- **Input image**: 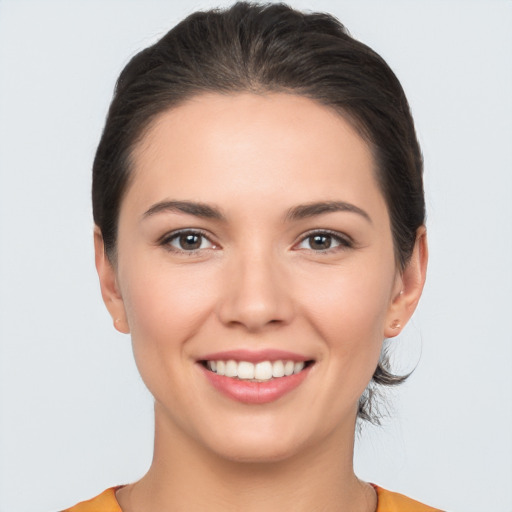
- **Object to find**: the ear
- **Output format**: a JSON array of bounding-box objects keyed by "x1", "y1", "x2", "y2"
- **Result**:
[
  {"x1": 384, "y1": 226, "x2": 428, "y2": 338},
  {"x1": 94, "y1": 226, "x2": 130, "y2": 334}
]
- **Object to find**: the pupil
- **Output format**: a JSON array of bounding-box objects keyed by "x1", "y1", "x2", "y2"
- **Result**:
[
  {"x1": 180, "y1": 233, "x2": 201, "y2": 250},
  {"x1": 311, "y1": 234, "x2": 331, "y2": 250}
]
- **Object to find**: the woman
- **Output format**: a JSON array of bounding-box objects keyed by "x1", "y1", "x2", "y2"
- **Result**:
[{"x1": 64, "y1": 3, "x2": 438, "y2": 511}]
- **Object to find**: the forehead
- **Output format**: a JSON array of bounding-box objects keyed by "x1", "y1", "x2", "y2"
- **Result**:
[{"x1": 126, "y1": 92, "x2": 385, "y2": 220}]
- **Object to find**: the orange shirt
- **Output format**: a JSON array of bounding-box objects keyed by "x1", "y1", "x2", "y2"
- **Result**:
[{"x1": 62, "y1": 485, "x2": 443, "y2": 511}]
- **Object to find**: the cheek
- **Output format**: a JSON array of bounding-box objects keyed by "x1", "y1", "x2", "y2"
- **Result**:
[
  {"x1": 296, "y1": 258, "x2": 395, "y2": 386},
  {"x1": 300, "y1": 261, "x2": 395, "y2": 340},
  {"x1": 118, "y1": 257, "x2": 220, "y2": 368}
]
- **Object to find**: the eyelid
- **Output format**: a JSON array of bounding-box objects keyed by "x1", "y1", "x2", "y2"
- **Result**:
[
  {"x1": 158, "y1": 228, "x2": 218, "y2": 254},
  {"x1": 157, "y1": 228, "x2": 353, "y2": 255},
  {"x1": 293, "y1": 229, "x2": 354, "y2": 252}
]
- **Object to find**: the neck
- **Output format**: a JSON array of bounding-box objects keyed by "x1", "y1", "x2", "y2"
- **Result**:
[{"x1": 117, "y1": 404, "x2": 376, "y2": 512}]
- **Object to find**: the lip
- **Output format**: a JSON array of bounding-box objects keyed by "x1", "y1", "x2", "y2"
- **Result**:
[
  {"x1": 199, "y1": 349, "x2": 310, "y2": 363},
  {"x1": 197, "y1": 350, "x2": 313, "y2": 404}
]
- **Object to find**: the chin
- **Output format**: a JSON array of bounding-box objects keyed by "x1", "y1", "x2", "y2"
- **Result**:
[
  {"x1": 199, "y1": 418, "x2": 316, "y2": 465},
  {"x1": 211, "y1": 437, "x2": 304, "y2": 465}
]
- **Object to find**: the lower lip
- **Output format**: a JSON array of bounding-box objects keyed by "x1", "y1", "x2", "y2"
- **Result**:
[{"x1": 200, "y1": 364, "x2": 312, "y2": 404}]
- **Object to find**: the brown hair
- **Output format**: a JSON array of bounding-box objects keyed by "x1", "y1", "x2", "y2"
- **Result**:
[{"x1": 92, "y1": 2, "x2": 424, "y2": 423}]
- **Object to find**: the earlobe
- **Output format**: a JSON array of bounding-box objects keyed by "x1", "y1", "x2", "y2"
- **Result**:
[
  {"x1": 384, "y1": 226, "x2": 428, "y2": 338},
  {"x1": 93, "y1": 226, "x2": 130, "y2": 334}
]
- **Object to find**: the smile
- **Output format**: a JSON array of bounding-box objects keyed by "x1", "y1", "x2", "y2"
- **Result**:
[
  {"x1": 198, "y1": 351, "x2": 315, "y2": 404},
  {"x1": 204, "y1": 359, "x2": 310, "y2": 381}
]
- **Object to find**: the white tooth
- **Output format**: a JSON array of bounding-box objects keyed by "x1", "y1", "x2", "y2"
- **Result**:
[
  {"x1": 294, "y1": 361, "x2": 305, "y2": 374},
  {"x1": 210, "y1": 361, "x2": 217, "y2": 372},
  {"x1": 272, "y1": 360, "x2": 285, "y2": 378},
  {"x1": 254, "y1": 361, "x2": 273, "y2": 381},
  {"x1": 225, "y1": 360, "x2": 238, "y2": 378},
  {"x1": 237, "y1": 361, "x2": 255, "y2": 380},
  {"x1": 216, "y1": 360, "x2": 226, "y2": 376},
  {"x1": 284, "y1": 360, "x2": 294, "y2": 376}
]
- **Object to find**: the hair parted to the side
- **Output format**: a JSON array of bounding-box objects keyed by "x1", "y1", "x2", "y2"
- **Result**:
[{"x1": 92, "y1": 1, "x2": 425, "y2": 424}]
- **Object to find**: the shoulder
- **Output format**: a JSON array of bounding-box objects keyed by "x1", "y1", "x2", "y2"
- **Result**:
[
  {"x1": 373, "y1": 484, "x2": 445, "y2": 512},
  {"x1": 60, "y1": 487, "x2": 122, "y2": 512}
]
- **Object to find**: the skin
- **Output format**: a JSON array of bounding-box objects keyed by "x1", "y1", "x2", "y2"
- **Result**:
[{"x1": 95, "y1": 93, "x2": 427, "y2": 512}]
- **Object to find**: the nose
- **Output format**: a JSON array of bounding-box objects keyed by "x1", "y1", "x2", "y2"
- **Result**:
[{"x1": 217, "y1": 249, "x2": 295, "y2": 332}]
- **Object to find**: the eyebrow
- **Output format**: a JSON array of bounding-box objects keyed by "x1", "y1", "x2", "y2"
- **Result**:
[
  {"x1": 142, "y1": 199, "x2": 371, "y2": 224},
  {"x1": 285, "y1": 201, "x2": 372, "y2": 224},
  {"x1": 143, "y1": 200, "x2": 227, "y2": 221}
]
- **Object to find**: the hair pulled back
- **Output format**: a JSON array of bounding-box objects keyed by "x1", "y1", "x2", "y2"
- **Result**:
[{"x1": 92, "y1": 1, "x2": 425, "y2": 424}]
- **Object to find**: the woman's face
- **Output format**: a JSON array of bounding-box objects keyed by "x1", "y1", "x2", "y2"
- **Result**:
[{"x1": 97, "y1": 93, "x2": 422, "y2": 462}]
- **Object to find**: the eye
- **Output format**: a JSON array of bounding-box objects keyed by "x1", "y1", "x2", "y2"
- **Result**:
[
  {"x1": 161, "y1": 230, "x2": 217, "y2": 253},
  {"x1": 295, "y1": 230, "x2": 352, "y2": 252}
]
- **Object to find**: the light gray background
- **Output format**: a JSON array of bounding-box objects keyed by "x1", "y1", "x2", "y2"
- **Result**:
[{"x1": 0, "y1": 1, "x2": 511, "y2": 511}]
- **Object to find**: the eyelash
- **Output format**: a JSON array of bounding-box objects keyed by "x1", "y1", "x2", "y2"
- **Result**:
[
  {"x1": 158, "y1": 229, "x2": 353, "y2": 255},
  {"x1": 159, "y1": 229, "x2": 217, "y2": 255},
  {"x1": 296, "y1": 229, "x2": 353, "y2": 253}
]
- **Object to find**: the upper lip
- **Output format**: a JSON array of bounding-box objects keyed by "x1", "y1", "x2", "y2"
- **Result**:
[{"x1": 199, "y1": 349, "x2": 312, "y2": 363}]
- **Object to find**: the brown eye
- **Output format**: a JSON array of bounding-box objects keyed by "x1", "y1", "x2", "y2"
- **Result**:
[
  {"x1": 178, "y1": 233, "x2": 203, "y2": 250},
  {"x1": 163, "y1": 230, "x2": 215, "y2": 253},
  {"x1": 309, "y1": 234, "x2": 333, "y2": 250},
  {"x1": 295, "y1": 231, "x2": 352, "y2": 252}
]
